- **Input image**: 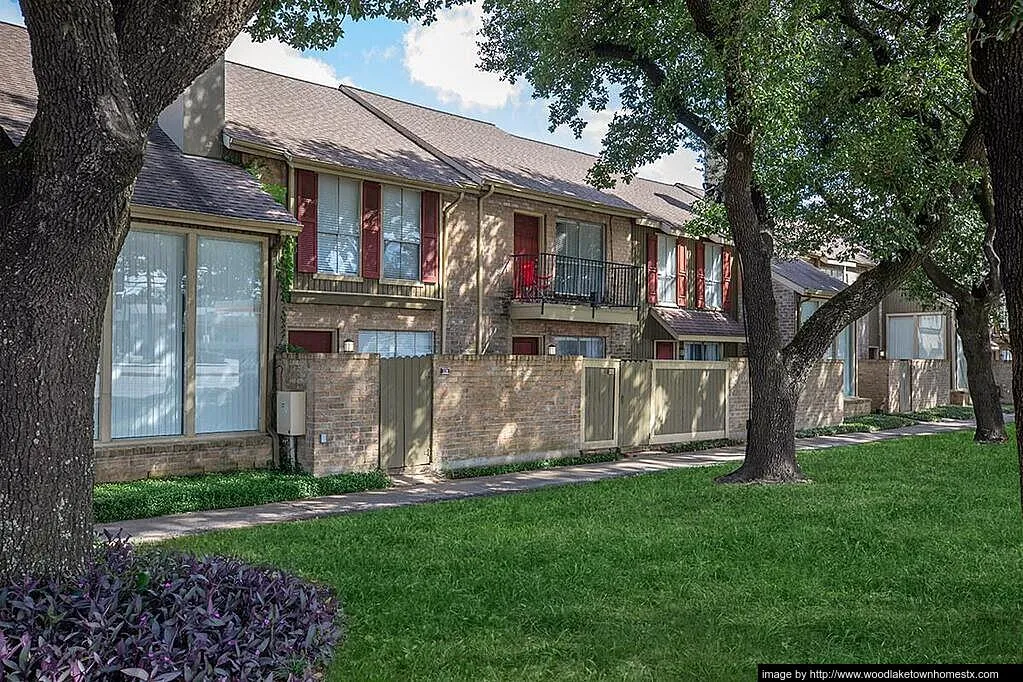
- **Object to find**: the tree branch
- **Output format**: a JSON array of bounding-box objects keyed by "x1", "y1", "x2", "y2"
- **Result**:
[
  {"x1": 589, "y1": 41, "x2": 721, "y2": 147},
  {"x1": 836, "y1": 0, "x2": 894, "y2": 67},
  {"x1": 922, "y1": 255, "x2": 971, "y2": 301}
]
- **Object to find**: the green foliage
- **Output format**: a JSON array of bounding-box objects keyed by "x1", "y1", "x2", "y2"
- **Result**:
[
  {"x1": 443, "y1": 451, "x2": 620, "y2": 479},
  {"x1": 656, "y1": 437, "x2": 743, "y2": 453},
  {"x1": 94, "y1": 470, "x2": 390, "y2": 522},
  {"x1": 251, "y1": 1, "x2": 463, "y2": 50},
  {"x1": 171, "y1": 429, "x2": 1023, "y2": 679},
  {"x1": 795, "y1": 413, "x2": 918, "y2": 438},
  {"x1": 895, "y1": 405, "x2": 977, "y2": 421}
]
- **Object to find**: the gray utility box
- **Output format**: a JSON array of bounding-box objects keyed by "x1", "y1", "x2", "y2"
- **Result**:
[{"x1": 276, "y1": 391, "x2": 306, "y2": 436}]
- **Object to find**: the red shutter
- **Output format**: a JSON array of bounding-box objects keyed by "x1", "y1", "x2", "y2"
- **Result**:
[
  {"x1": 295, "y1": 169, "x2": 317, "y2": 273},
  {"x1": 646, "y1": 233, "x2": 658, "y2": 305},
  {"x1": 695, "y1": 240, "x2": 706, "y2": 309},
  {"x1": 420, "y1": 190, "x2": 440, "y2": 283},
  {"x1": 676, "y1": 238, "x2": 689, "y2": 307},
  {"x1": 362, "y1": 182, "x2": 381, "y2": 279},
  {"x1": 722, "y1": 246, "x2": 734, "y2": 313}
]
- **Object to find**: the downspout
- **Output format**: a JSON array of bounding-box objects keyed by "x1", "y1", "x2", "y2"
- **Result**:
[
  {"x1": 440, "y1": 190, "x2": 465, "y2": 354},
  {"x1": 477, "y1": 184, "x2": 496, "y2": 355}
]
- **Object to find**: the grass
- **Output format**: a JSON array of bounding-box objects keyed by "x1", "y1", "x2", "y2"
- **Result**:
[
  {"x1": 94, "y1": 470, "x2": 390, "y2": 523},
  {"x1": 168, "y1": 428, "x2": 1023, "y2": 680},
  {"x1": 443, "y1": 451, "x2": 620, "y2": 479}
]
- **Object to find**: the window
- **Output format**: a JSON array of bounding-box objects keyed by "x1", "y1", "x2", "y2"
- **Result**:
[
  {"x1": 358, "y1": 330, "x2": 433, "y2": 358},
  {"x1": 800, "y1": 298, "x2": 855, "y2": 395},
  {"x1": 382, "y1": 185, "x2": 421, "y2": 280},
  {"x1": 111, "y1": 231, "x2": 185, "y2": 438},
  {"x1": 555, "y1": 220, "x2": 604, "y2": 298},
  {"x1": 195, "y1": 237, "x2": 263, "y2": 433},
  {"x1": 682, "y1": 342, "x2": 722, "y2": 361},
  {"x1": 98, "y1": 229, "x2": 264, "y2": 441},
  {"x1": 657, "y1": 234, "x2": 677, "y2": 305},
  {"x1": 552, "y1": 335, "x2": 605, "y2": 358},
  {"x1": 317, "y1": 175, "x2": 361, "y2": 276},
  {"x1": 956, "y1": 336, "x2": 968, "y2": 391},
  {"x1": 887, "y1": 314, "x2": 946, "y2": 360},
  {"x1": 704, "y1": 244, "x2": 723, "y2": 309}
]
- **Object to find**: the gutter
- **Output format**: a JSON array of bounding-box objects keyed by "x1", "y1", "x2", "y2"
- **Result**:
[
  {"x1": 477, "y1": 184, "x2": 496, "y2": 354},
  {"x1": 440, "y1": 190, "x2": 465, "y2": 353}
]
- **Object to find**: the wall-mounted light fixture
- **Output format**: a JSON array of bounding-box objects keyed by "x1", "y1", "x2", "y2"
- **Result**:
[
  {"x1": 547, "y1": 343, "x2": 557, "y2": 356},
  {"x1": 342, "y1": 338, "x2": 355, "y2": 353}
]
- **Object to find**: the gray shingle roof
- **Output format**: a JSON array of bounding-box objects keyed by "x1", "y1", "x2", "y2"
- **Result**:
[
  {"x1": 0, "y1": 22, "x2": 297, "y2": 228},
  {"x1": 652, "y1": 307, "x2": 747, "y2": 340},
  {"x1": 224, "y1": 63, "x2": 471, "y2": 189},
  {"x1": 344, "y1": 86, "x2": 701, "y2": 223},
  {"x1": 771, "y1": 259, "x2": 847, "y2": 296}
]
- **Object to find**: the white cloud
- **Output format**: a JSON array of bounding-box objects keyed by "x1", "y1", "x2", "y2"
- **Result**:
[
  {"x1": 403, "y1": 4, "x2": 520, "y2": 111},
  {"x1": 363, "y1": 45, "x2": 397, "y2": 64},
  {"x1": 226, "y1": 32, "x2": 353, "y2": 87}
]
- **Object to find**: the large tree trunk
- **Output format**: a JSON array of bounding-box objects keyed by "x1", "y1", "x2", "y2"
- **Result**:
[
  {"x1": 972, "y1": 0, "x2": 1023, "y2": 508},
  {"x1": 0, "y1": 1, "x2": 261, "y2": 581},
  {"x1": 956, "y1": 299, "x2": 1007, "y2": 442}
]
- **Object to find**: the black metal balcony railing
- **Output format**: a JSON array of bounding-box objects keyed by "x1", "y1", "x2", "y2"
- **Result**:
[{"x1": 511, "y1": 253, "x2": 641, "y2": 308}]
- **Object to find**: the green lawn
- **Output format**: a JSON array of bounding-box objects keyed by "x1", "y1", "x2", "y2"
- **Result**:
[{"x1": 168, "y1": 430, "x2": 1023, "y2": 680}]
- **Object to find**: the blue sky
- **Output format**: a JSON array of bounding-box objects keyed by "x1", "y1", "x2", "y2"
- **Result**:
[{"x1": 0, "y1": 1, "x2": 701, "y2": 186}]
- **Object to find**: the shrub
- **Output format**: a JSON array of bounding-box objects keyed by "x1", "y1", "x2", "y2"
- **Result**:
[
  {"x1": 658, "y1": 438, "x2": 744, "y2": 453},
  {"x1": 896, "y1": 405, "x2": 976, "y2": 422},
  {"x1": 95, "y1": 470, "x2": 391, "y2": 523},
  {"x1": 0, "y1": 536, "x2": 343, "y2": 681},
  {"x1": 444, "y1": 451, "x2": 620, "y2": 479},
  {"x1": 844, "y1": 413, "x2": 917, "y2": 430}
]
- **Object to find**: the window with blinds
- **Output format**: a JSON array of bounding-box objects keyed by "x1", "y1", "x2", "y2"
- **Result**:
[
  {"x1": 382, "y1": 185, "x2": 422, "y2": 281},
  {"x1": 317, "y1": 174, "x2": 361, "y2": 276}
]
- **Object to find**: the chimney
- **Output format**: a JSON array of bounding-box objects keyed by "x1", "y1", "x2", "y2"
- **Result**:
[{"x1": 157, "y1": 57, "x2": 225, "y2": 158}]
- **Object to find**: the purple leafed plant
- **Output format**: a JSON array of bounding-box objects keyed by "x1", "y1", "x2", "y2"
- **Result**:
[{"x1": 0, "y1": 535, "x2": 344, "y2": 681}]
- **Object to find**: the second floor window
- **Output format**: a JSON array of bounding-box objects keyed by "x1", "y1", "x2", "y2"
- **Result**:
[
  {"x1": 704, "y1": 243, "x2": 723, "y2": 309},
  {"x1": 382, "y1": 186, "x2": 422, "y2": 281},
  {"x1": 657, "y1": 234, "x2": 677, "y2": 305},
  {"x1": 317, "y1": 175, "x2": 361, "y2": 276}
]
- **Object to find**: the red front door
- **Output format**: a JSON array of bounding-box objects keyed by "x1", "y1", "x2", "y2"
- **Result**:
[
  {"x1": 513, "y1": 214, "x2": 541, "y2": 299},
  {"x1": 289, "y1": 330, "x2": 334, "y2": 353},
  {"x1": 512, "y1": 336, "x2": 540, "y2": 355},
  {"x1": 654, "y1": 341, "x2": 676, "y2": 360}
]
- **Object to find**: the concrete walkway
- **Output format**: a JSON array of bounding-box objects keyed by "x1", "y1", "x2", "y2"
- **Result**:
[{"x1": 100, "y1": 419, "x2": 982, "y2": 543}]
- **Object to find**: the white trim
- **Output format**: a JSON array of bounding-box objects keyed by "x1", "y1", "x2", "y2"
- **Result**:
[{"x1": 580, "y1": 359, "x2": 620, "y2": 449}]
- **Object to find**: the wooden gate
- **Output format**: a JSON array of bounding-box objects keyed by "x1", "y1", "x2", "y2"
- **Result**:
[
  {"x1": 379, "y1": 356, "x2": 433, "y2": 470},
  {"x1": 581, "y1": 360, "x2": 619, "y2": 448}
]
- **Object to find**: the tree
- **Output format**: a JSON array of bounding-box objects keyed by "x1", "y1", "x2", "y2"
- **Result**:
[
  {"x1": 0, "y1": 0, "x2": 453, "y2": 582},
  {"x1": 479, "y1": 0, "x2": 975, "y2": 483},
  {"x1": 971, "y1": 0, "x2": 1023, "y2": 507}
]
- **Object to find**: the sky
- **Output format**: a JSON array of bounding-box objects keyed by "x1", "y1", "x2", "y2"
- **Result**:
[{"x1": 0, "y1": 2, "x2": 702, "y2": 187}]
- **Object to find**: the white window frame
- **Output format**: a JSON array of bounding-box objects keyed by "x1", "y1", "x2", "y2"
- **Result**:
[
  {"x1": 381, "y1": 185, "x2": 422, "y2": 282},
  {"x1": 551, "y1": 335, "x2": 606, "y2": 358},
  {"x1": 657, "y1": 234, "x2": 677, "y2": 306},
  {"x1": 316, "y1": 174, "x2": 362, "y2": 277},
  {"x1": 94, "y1": 224, "x2": 267, "y2": 443},
  {"x1": 704, "y1": 243, "x2": 723, "y2": 310},
  {"x1": 886, "y1": 312, "x2": 947, "y2": 360}
]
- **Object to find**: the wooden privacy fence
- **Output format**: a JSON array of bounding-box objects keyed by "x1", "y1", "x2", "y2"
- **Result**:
[{"x1": 615, "y1": 360, "x2": 730, "y2": 449}]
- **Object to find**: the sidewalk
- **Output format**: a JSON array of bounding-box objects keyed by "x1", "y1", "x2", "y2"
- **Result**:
[{"x1": 99, "y1": 419, "x2": 982, "y2": 543}]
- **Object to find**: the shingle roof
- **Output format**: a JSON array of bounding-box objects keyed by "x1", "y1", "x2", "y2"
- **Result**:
[
  {"x1": 344, "y1": 86, "x2": 700, "y2": 224},
  {"x1": 771, "y1": 259, "x2": 847, "y2": 296},
  {"x1": 0, "y1": 22, "x2": 297, "y2": 228},
  {"x1": 652, "y1": 307, "x2": 747, "y2": 340},
  {"x1": 224, "y1": 63, "x2": 471, "y2": 189}
]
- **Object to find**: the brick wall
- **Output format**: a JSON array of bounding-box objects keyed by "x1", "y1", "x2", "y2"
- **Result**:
[
  {"x1": 725, "y1": 359, "x2": 844, "y2": 438},
  {"x1": 285, "y1": 304, "x2": 440, "y2": 352},
  {"x1": 774, "y1": 280, "x2": 799, "y2": 346},
  {"x1": 94, "y1": 435, "x2": 273, "y2": 483},
  {"x1": 432, "y1": 355, "x2": 585, "y2": 467},
  {"x1": 857, "y1": 359, "x2": 951, "y2": 412},
  {"x1": 441, "y1": 195, "x2": 479, "y2": 354},
  {"x1": 277, "y1": 353, "x2": 380, "y2": 475},
  {"x1": 509, "y1": 318, "x2": 636, "y2": 359}
]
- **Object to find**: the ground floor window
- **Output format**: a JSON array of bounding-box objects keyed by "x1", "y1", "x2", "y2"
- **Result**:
[
  {"x1": 682, "y1": 342, "x2": 722, "y2": 361},
  {"x1": 800, "y1": 298, "x2": 855, "y2": 395},
  {"x1": 887, "y1": 313, "x2": 946, "y2": 360},
  {"x1": 552, "y1": 336, "x2": 605, "y2": 358},
  {"x1": 96, "y1": 228, "x2": 265, "y2": 441},
  {"x1": 358, "y1": 330, "x2": 433, "y2": 357}
]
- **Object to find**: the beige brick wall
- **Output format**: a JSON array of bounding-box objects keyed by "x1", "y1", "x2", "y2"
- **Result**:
[
  {"x1": 432, "y1": 355, "x2": 585, "y2": 467},
  {"x1": 509, "y1": 318, "x2": 636, "y2": 359},
  {"x1": 774, "y1": 281, "x2": 800, "y2": 346},
  {"x1": 278, "y1": 353, "x2": 380, "y2": 475},
  {"x1": 441, "y1": 194, "x2": 479, "y2": 354},
  {"x1": 911, "y1": 359, "x2": 951, "y2": 411},
  {"x1": 94, "y1": 435, "x2": 273, "y2": 483},
  {"x1": 857, "y1": 360, "x2": 896, "y2": 412},
  {"x1": 843, "y1": 396, "x2": 873, "y2": 418},
  {"x1": 726, "y1": 359, "x2": 844, "y2": 438},
  {"x1": 857, "y1": 359, "x2": 951, "y2": 412},
  {"x1": 285, "y1": 304, "x2": 440, "y2": 352}
]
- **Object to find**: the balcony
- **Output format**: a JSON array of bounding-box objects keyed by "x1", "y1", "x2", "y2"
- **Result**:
[{"x1": 510, "y1": 253, "x2": 641, "y2": 325}]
